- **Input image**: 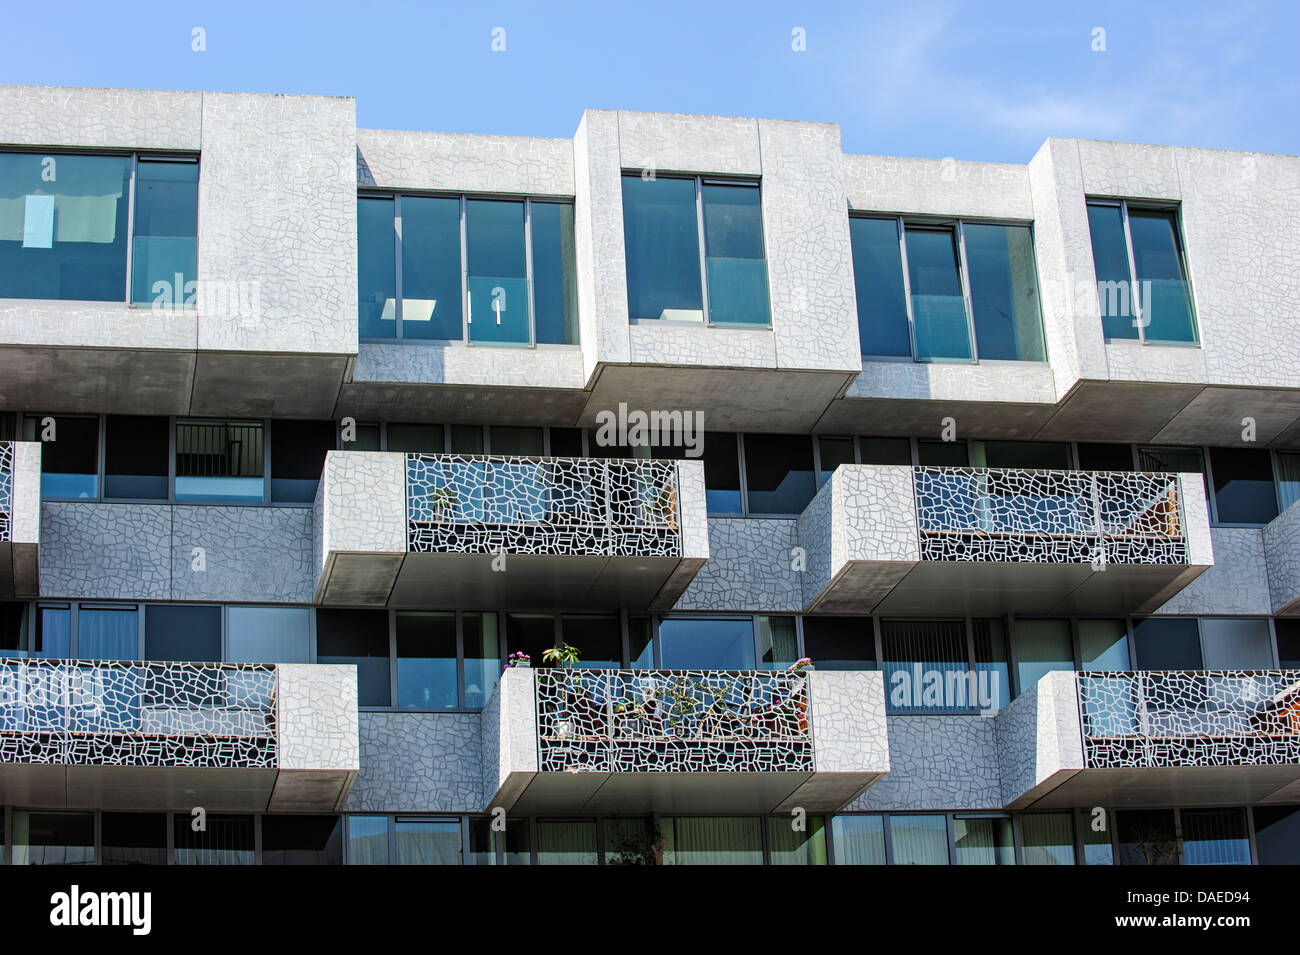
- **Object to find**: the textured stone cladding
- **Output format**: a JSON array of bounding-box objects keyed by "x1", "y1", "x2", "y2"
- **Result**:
[
  {"x1": 40, "y1": 503, "x2": 313, "y2": 602},
  {"x1": 276, "y1": 664, "x2": 359, "y2": 771},
  {"x1": 345, "y1": 712, "x2": 485, "y2": 812}
]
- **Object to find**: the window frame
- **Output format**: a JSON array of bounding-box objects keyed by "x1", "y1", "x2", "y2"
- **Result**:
[
  {"x1": 1085, "y1": 197, "x2": 1200, "y2": 347},
  {"x1": 849, "y1": 213, "x2": 1046, "y2": 365},
  {"x1": 621, "y1": 172, "x2": 773, "y2": 330},
  {"x1": 357, "y1": 190, "x2": 578, "y2": 348},
  {"x1": 0, "y1": 148, "x2": 198, "y2": 308}
]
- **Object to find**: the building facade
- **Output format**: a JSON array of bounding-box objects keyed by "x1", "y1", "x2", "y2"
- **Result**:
[{"x1": 1, "y1": 85, "x2": 1299, "y2": 864}]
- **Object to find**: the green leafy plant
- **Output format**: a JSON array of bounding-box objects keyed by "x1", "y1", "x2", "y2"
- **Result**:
[{"x1": 542, "y1": 642, "x2": 581, "y2": 668}]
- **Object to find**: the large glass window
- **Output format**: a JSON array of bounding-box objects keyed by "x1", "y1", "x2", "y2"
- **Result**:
[
  {"x1": 174, "y1": 813, "x2": 254, "y2": 866},
  {"x1": 25, "y1": 414, "x2": 98, "y2": 498},
  {"x1": 561, "y1": 615, "x2": 621, "y2": 669},
  {"x1": 1254, "y1": 806, "x2": 1300, "y2": 864},
  {"x1": 953, "y1": 816, "x2": 1014, "y2": 865},
  {"x1": 262, "y1": 815, "x2": 343, "y2": 865},
  {"x1": 144, "y1": 605, "x2": 221, "y2": 662},
  {"x1": 346, "y1": 815, "x2": 389, "y2": 865},
  {"x1": 622, "y1": 174, "x2": 769, "y2": 326},
  {"x1": 0, "y1": 153, "x2": 131, "y2": 302},
  {"x1": 463, "y1": 612, "x2": 501, "y2": 708},
  {"x1": 270, "y1": 420, "x2": 335, "y2": 503},
  {"x1": 1181, "y1": 809, "x2": 1249, "y2": 865},
  {"x1": 396, "y1": 612, "x2": 458, "y2": 709},
  {"x1": 316, "y1": 609, "x2": 391, "y2": 706},
  {"x1": 830, "y1": 814, "x2": 886, "y2": 865},
  {"x1": 1116, "y1": 809, "x2": 1179, "y2": 865},
  {"x1": 1132, "y1": 617, "x2": 1202, "y2": 670},
  {"x1": 102, "y1": 812, "x2": 167, "y2": 866},
  {"x1": 130, "y1": 158, "x2": 199, "y2": 306},
  {"x1": 1087, "y1": 200, "x2": 1197, "y2": 344},
  {"x1": 906, "y1": 225, "x2": 971, "y2": 361},
  {"x1": 662, "y1": 817, "x2": 763, "y2": 865},
  {"x1": 768, "y1": 816, "x2": 827, "y2": 865},
  {"x1": 889, "y1": 815, "x2": 949, "y2": 865},
  {"x1": 506, "y1": 613, "x2": 556, "y2": 668},
  {"x1": 1277, "y1": 451, "x2": 1300, "y2": 513},
  {"x1": 963, "y1": 223, "x2": 1044, "y2": 361},
  {"x1": 105, "y1": 415, "x2": 169, "y2": 500},
  {"x1": 175, "y1": 418, "x2": 265, "y2": 502},
  {"x1": 1199, "y1": 617, "x2": 1274, "y2": 669},
  {"x1": 859, "y1": 436, "x2": 912, "y2": 464},
  {"x1": 359, "y1": 194, "x2": 576, "y2": 345},
  {"x1": 604, "y1": 818, "x2": 662, "y2": 866},
  {"x1": 882, "y1": 619, "x2": 968, "y2": 712},
  {"x1": 1209, "y1": 447, "x2": 1277, "y2": 524},
  {"x1": 386, "y1": 422, "x2": 444, "y2": 453},
  {"x1": 802, "y1": 617, "x2": 874, "y2": 670},
  {"x1": 849, "y1": 216, "x2": 910, "y2": 357},
  {"x1": 816, "y1": 436, "x2": 854, "y2": 485},
  {"x1": 973, "y1": 617, "x2": 1011, "y2": 712},
  {"x1": 659, "y1": 617, "x2": 756, "y2": 669},
  {"x1": 743, "y1": 433, "x2": 816, "y2": 514},
  {"x1": 1020, "y1": 813, "x2": 1076, "y2": 866},
  {"x1": 226, "y1": 606, "x2": 311, "y2": 664},
  {"x1": 1013, "y1": 619, "x2": 1073, "y2": 696},
  {"x1": 1079, "y1": 619, "x2": 1131, "y2": 670},
  {"x1": 1077, "y1": 442, "x2": 1134, "y2": 472},
  {"x1": 758, "y1": 615, "x2": 799, "y2": 670},
  {"x1": 12, "y1": 811, "x2": 94, "y2": 865},
  {"x1": 395, "y1": 818, "x2": 462, "y2": 865},
  {"x1": 78, "y1": 606, "x2": 138, "y2": 660},
  {"x1": 536, "y1": 820, "x2": 598, "y2": 865},
  {"x1": 970, "y1": 440, "x2": 1071, "y2": 470}
]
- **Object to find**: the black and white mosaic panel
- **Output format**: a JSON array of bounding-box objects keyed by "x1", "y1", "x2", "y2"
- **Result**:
[
  {"x1": 0, "y1": 659, "x2": 278, "y2": 768},
  {"x1": 1079, "y1": 669, "x2": 1300, "y2": 768},
  {"x1": 914, "y1": 467, "x2": 1188, "y2": 564},
  {"x1": 0, "y1": 442, "x2": 12, "y2": 542},
  {"x1": 536, "y1": 669, "x2": 814, "y2": 773}
]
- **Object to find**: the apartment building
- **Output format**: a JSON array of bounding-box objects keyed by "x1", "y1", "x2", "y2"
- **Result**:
[{"x1": 1, "y1": 85, "x2": 1299, "y2": 864}]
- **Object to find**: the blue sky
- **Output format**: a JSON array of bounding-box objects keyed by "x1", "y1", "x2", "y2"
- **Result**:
[{"x1": 2, "y1": 0, "x2": 1296, "y2": 162}]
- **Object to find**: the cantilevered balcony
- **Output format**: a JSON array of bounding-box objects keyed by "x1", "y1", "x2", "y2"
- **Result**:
[
  {"x1": 0, "y1": 441, "x2": 40, "y2": 599},
  {"x1": 998, "y1": 670, "x2": 1300, "y2": 809},
  {"x1": 797, "y1": 465, "x2": 1211, "y2": 614},
  {"x1": 313, "y1": 451, "x2": 708, "y2": 609},
  {"x1": 0, "y1": 659, "x2": 357, "y2": 812},
  {"x1": 481, "y1": 667, "x2": 888, "y2": 813}
]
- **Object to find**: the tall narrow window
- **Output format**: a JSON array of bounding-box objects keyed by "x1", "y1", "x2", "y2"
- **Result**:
[
  {"x1": 1209, "y1": 447, "x2": 1277, "y2": 524},
  {"x1": 130, "y1": 158, "x2": 199, "y2": 306},
  {"x1": 1013, "y1": 619, "x2": 1073, "y2": 697},
  {"x1": 621, "y1": 175, "x2": 703, "y2": 323},
  {"x1": 24, "y1": 414, "x2": 98, "y2": 498},
  {"x1": 849, "y1": 216, "x2": 910, "y2": 357},
  {"x1": 317, "y1": 609, "x2": 391, "y2": 706},
  {"x1": 401, "y1": 196, "x2": 462, "y2": 341},
  {"x1": 743, "y1": 433, "x2": 816, "y2": 514},
  {"x1": 702, "y1": 432, "x2": 742, "y2": 514},
  {"x1": 881, "y1": 619, "x2": 968, "y2": 712},
  {"x1": 357, "y1": 196, "x2": 396, "y2": 339},
  {"x1": 395, "y1": 611, "x2": 458, "y2": 710},
  {"x1": 271, "y1": 419, "x2": 335, "y2": 503},
  {"x1": 1085, "y1": 202, "x2": 1137, "y2": 340},
  {"x1": 105, "y1": 414, "x2": 169, "y2": 500},
  {"x1": 467, "y1": 199, "x2": 530, "y2": 345},
  {"x1": 964, "y1": 223, "x2": 1044, "y2": 361},
  {"x1": 905, "y1": 225, "x2": 971, "y2": 361},
  {"x1": 757, "y1": 615, "x2": 799, "y2": 669},
  {"x1": 78, "y1": 606, "x2": 138, "y2": 660},
  {"x1": 530, "y1": 200, "x2": 579, "y2": 344},
  {"x1": 701, "y1": 181, "x2": 770, "y2": 326}
]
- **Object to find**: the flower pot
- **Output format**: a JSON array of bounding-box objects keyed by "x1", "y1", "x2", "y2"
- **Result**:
[{"x1": 512, "y1": 660, "x2": 531, "y2": 669}]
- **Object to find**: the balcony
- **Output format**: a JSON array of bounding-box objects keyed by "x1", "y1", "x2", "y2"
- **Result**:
[
  {"x1": 0, "y1": 660, "x2": 357, "y2": 812},
  {"x1": 998, "y1": 670, "x2": 1300, "y2": 808},
  {"x1": 0, "y1": 441, "x2": 40, "y2": 599},
  {"x1": 314, "y1": 451, "x2": 708, "y2": 609},
  {"x1": 482, "y1": 667, "x2": 889, "y2": 813},
  {"x1": 797, "y1": 465, "x2": 1212, "y2": 614}
]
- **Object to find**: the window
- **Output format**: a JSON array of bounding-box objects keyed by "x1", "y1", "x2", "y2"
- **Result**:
[
  {"x1": 1254, "y1": 806, "x2": 1300, "y2": 864},
  {"x1": 145, "y1": 605, "x2": 221, "y2": 661},
  {"x1": 1020, "y1": 813, "x2": 1075, "y2": 866},
  {"x1": 1209, "y1": 447, "x2": 1277, "y2": 524},
  {"x1": 1199, "y1": 617, "x2": 1274, "y2": 669},
  {"x1": 130, "y1": 158, "x2": 199, "y2": 306},
  {"x1": 881, "y1": 619, "x2": 967, "y2": 712},
  {"x1": 851, "y1": 216, "x2": 1043, "y2": 362},
  {"x1": 1013, "y1": 619, "x2": 1073, "y2": 696},
  {"x1": 743, "y1": 433, "x2": 816, "y2": 514},
  {"x1": 175, "y1": 418, "x2": 265, "y2": 502},
  {"x1": 1132, "y1": 617, "x2": 1202, "y2": 669},
  {"x1": 662, "y1": 817, "x2": 763, "y2": 865},
  {"x1": 1079, "y1": 619, "x2": 1131, "y2": 670},
  {"x1": 953, "y1": 816, "x2": 1014, "y2": 865},
  {"x1": 970, "y1": 440, "x2": 1071, "y2": 470},
  {"x1": 78, "y1": 606, "x2": 139, "y2": 660},
  {"x1": 703, "y1": 432, "x2": 742, "y2": 514},
  {"x1": 1277, "y1": 451, "x2": 1300, "y2": 513},
  {"x1": 1181, "y1": 809, "x2": 1249, "y2": 865},
  {"x1": 536, "y1": 820, "x2": 598, "y2": 865},
  {"x1": 11, "y1": 811, "x2": 94, "y2": 865},
  {"x1": 622, "y1": 175, "x2": 770, "y2": 327},
  {"x1": 816, "y1": 436, "x2": 854, "y2": 485},
  {"x1": 1277, "y1": 620, "x2": 1300, "y2": 669},
  {"x1": 604, "y1": 818, "x2": 661, "y2": 866},
  {"x1": 506, "y1": 613, "x2": 556, "y2": 668},
  {"x1": 628, "y1": 616, "x2": 654, "y2": 668},
  {"x1": 396, "y1": 611, "x2": 458, "y2": 709},
  {"x1": 386, "y1": 423, "x2": 444, "y2": 453},
  {"x1": 226, "y1": 606, "x2": 311, "y2": 663},
  {"x1": 358, "y1": 194, "x2": 578, "y2": 345},
  {"x1": 561, "y1": 615, "x2": 621, "y2": 669},
  {"x1": 34, "y1": 605, "x2": 70, "y2": 657},
  {"x1": 346, "y1": 815, "x2": 389, "y2": 865},
  {"x1": 462, "y1": 612, "x2": 501, "y2": 708},
  {"x1": 768, "y1": 815, "x2": 827, "y2": 865},
  {"x1": 174, "y1": 813, "x2": 254, "y2": 865},
  {"x1": 102, "y1": 813, "x2": 167, "y2": 866},
  {"x1": 659, "y1": 617, "x2": 756, "y2": 669},
  {"x1": 973, "y1": 618, "x2": 1011, "y2": 711},
  {"x1": 262, "y1": 816, "x2": 343, "y2": 865},
  {"x1": 1077, "y1": 442, "x2": 1134, "y2": 471},
  {"x1": 802, "y1": 617, "x2": 874, "y2": 670},
  {"x1": 758, "y1": 615, "x2": 799, "y2": 670},
  {"x1": 859, "y1": 437, "x2": 912, "y2": 465},
  {"x1": 489, "y1": 426, "x2": 544, "y2": 456},
  {"x1": 270, "y1": 420, "x2": 335, "y2": 503},
  {"x1": 889, "y1": 815, "x2": 949, "y2": 865},
  {"x1": 1116, "y1": 809, "x2": 1179, "y2": 865},
  {"x1": 1086, "y1": 200, "x2": 1197, "y2": 344},
  {"x1": 0, "y1": 601, "x2": 25, "y2": 657},
  {"x1": 830, "y1": 814, "x2": 886, "y2": 865},
  {"x1": 918, "y1": 438, "x2": 967, "y2": 466},
  {"x1": 316, "y1": 609, "x2": 391, "y2": 706},
  {"x1": 105, "y1": 415, "x2": 169, "y2": 499},
  {"x1": 24, "y1": 414, "x2": 98, "y2": 498}
]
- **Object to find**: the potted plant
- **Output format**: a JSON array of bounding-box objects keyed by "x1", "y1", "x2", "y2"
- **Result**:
[
  {"x1": 788, "y1": 657, "x2": 814, "y2": 672},
  {"x1": 505, "y1": 651, "x2": 531, "y2": 670},
  {"x1": 543, "y1": 643, "x2": 582, "y2": 737},
  {"x1": 430, "y1": 485, "x2": 458, "y2": 521}
]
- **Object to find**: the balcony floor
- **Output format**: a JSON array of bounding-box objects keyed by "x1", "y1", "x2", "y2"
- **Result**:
[{"x1": 1017, "y1": 765, "x2": 1300, "y2": 810}]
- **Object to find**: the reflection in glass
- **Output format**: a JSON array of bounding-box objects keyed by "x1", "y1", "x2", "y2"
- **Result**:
[
  {"x1": 130, "y1": 159, "x2": 199, "y2": 306},
  {"x1": 396, "y1": 612, "x2": 458, "y2": 709},
  {"x1": 659, "y1": 618, "x2": 755, "y2": 669},
  {"x1": 1086, "y1": 202, "x2": 1138, "y2": 340},
  {"x1": 622, "y1": 176, "x2": 702, "y2": 322},
  {"x1": 467, "y1": 199, "x2": 530, "y2": 345},
  {"x1": 850, "y1": 216, "x2": 910, "y2": 357},
  {"x1": 831, "y1": 814, "x2": 886, "y2": 864},
  {"x1": 953, "y1": 817, "x2": 1015, "y2": 865},
  {"x1": 906, "y1": 226, "x2": 971, "y2": 361},
  {"x1": 530, "y1": 201, "x2": 579, "y2": 344},
  {"x1": 702, "y1": 182, "x2": 769, "y2": 326},
  {"x1": 536, "y1": 820, "x2": 597, "y2": 865},
  {"x1": 401, "y1": 195, "x2": 462, "y2": 340},
  {"x1": 964, "y1": 223, "x2": 1044, "y2": 361},
  {"x1": 395, "y1": 818, "x2": 461, "y2": 865},
  {"x1": 663, "y1": 816, "x2": 763, "y2": 865},
  {"x1": 1020, "y1": 813, "x2": 1075, "y2": 865},
  {"x1": 357, "y1": 196, "x2": 396, "y2": 338},
  {"x1": 1128, "y1": 208, "x2": 1196, "y2": 344},
  {"x1": 890, "y1": 814, "x2": 948, "y2": 865}
]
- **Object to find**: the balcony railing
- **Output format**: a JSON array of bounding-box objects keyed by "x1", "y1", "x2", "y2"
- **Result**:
[
  {"x1": 535, "y1": 669, "x2": 814, "y2": 773},
  {"x1": 406, "y1": 454, "x2": 682, "y2": 557},
  {"x1": 0, "y1": 441, "x2": 12, "y2": 541},
  {"x1": 0, "y1": 659, "x2": 277, "y2": 768},
  {"x1": 914, "y1": 467, "x2": 1187, "y2": 563},
  {"x1": 1078, "y1": 670, "x2": 1300, "y2": 768}
]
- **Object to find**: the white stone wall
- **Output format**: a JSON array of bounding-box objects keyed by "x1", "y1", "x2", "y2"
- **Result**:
[
  {"x1": 994, "y1": 670, "x2": 1084, "y2": 808},
  {"x1": 9, "y1": 441, "x2": 40, "y2": 544},
  {"x1": 1264, "y1": 501, "x2": 1300, "y2": 615},
  {"x1": 808, "y1": 670, "x2": 889, "y2": 775},
  {"x1": 277, "y1": 663, "x2": 359, "y2": 772},
  {"x1": 357, "y1": 129, "x2": 574, "y2": 196}
]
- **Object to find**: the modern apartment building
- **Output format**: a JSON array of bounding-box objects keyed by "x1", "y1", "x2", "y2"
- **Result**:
[{"x1": 1, "y1": 84, "x2": 1299, "y2": 865}]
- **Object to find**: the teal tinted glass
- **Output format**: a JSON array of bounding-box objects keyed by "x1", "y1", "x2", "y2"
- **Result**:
[
  {"x1": 357, "y1": 196, "x2": 396, "y2": 338},
  {"x1": 702, "y1": 182, "x2": 769, "y2": 326},
  {"x1": 402, "y1": 196, "x2": 462, "y2": 340},
  {"x1": 850, "y1": 216, "x2": 910, "y2": 357},
  {"x1": 964, "y1": 223, "x2": 1044, "y2": 361},
  {"x1": 621, "y1": 175, "x2": 703, "y2": 321},
  {"x1": 0, "y1": 152, "x2": 131, "y2": 301},
  {"x1": 905, "y1": 226, "x2": 972, "y2": 360},
  {"x1": 1085, "y1": 203, "x2": 1138, "y2": 340},
  {"x1": 1128, "y1": 208, "x2": 1197, "y2": 343},
  {"x1": 130, "y1": 160, "x2": 198, "y2": 306},
  {"x1": 467, "y1": 199, "x2": 529, "y2": 345},
  {"x1": 530, "y1": 201, "x2": 579, "y2": 344}
]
